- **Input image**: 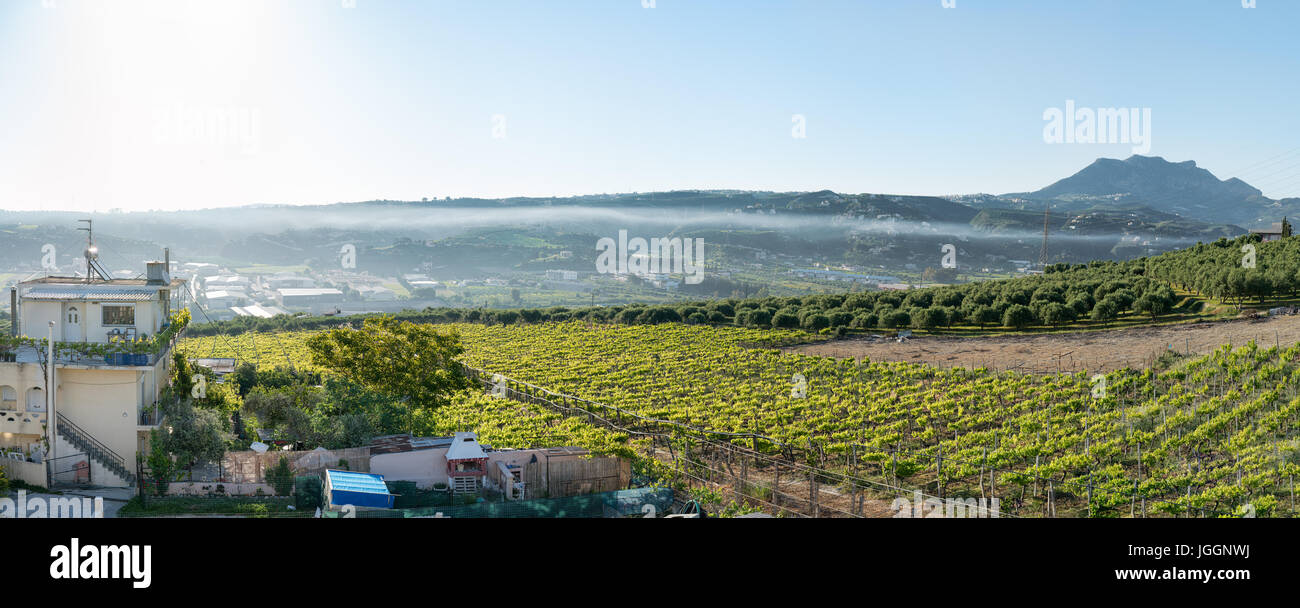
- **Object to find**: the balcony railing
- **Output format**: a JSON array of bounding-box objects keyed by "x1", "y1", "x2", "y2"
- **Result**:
[{"x1": 139, "y1": 404, "x2": 166, "y2": 426}]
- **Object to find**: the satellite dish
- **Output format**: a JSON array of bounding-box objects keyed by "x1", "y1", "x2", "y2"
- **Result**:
[{"x1": 250, "y1": 442, "x2": 269, "y2": 453}]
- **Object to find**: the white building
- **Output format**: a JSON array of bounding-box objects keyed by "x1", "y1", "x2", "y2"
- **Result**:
[
  {"x1": 0, "y1": 260, "x2": 188, "y2": 488},
  {"x1": 545, "y1": 269, "x2": 578, "y2": 282},
  {"x1": 204, "y1": 289, "x2": 248, "y2": 309},
  {"x1": 355, "y1": 286, "x2": 396, "y2": 301},
  {"x1": 276, "y1": 287, "x2": 344, "y2": 308},
  {"x1": 265, "y1": 274, "x2": 315, "y2": 290}
]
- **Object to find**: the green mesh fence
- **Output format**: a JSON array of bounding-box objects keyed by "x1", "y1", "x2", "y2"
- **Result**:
[{"x1": 323, "y1": 487, "x2": 674, "y2": 518}]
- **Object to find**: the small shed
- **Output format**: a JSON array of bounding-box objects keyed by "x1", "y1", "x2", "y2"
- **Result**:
[
  {"x1": 324, "y1": 469, "x2": 394, "y2": 510},
  {"x1": 446, "y1": 432, "x2": 489, "y2": 493}
]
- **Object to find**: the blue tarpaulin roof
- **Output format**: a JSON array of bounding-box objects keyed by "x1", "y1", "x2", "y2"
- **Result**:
[
  {"x1": 326, "y1": 470, "x2": 389, "y2": 494},
  {"x1": 326, "y1": 469, "x2": 395, "y2": 509}
]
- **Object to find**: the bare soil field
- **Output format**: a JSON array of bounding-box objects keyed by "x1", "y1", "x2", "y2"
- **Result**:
[{"x1": 782, "y1": 314, "x2": 1300, "y2": 374}]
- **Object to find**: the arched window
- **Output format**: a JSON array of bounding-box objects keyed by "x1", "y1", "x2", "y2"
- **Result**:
[
  {"x1": 0, "y1": 385, "x2": 16, "y2": 411},
  {"x1": 26, "y1": 387, "x2": 45, "y2": 412},
  {"x1": 67, "y1": 306, "x2": 79, "y2": 325}
]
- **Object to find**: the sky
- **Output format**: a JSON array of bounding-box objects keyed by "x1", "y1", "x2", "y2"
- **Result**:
[{"x1": 1, "y1": 0, "x2": 1298, "y2": 212}]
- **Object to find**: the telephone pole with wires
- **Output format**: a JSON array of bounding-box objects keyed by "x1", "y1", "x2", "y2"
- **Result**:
[{"x1": 1038, "y1": 203, "x2": 1050, "y2": 270}]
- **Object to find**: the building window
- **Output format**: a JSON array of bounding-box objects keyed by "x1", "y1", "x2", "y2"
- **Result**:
[
  {"x1": 102, "y1": 304, "x2": 135, "y2": 326},
  {"x1": 0, "y1": 385, "x2": 16, "y2": 411},
  {"x1": 67, "y1": 306, "x2": 79, "y2": 324},
  {"x1": 26, "y1": 387, "x2": 45, "y2": 412}
]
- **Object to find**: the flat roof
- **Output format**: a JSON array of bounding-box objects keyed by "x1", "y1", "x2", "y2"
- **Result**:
[
  {"x1": 231, "y1": 304, "x2": 289, "y2": 319},
  {"x1": 21, "y1": 276, "x2": 185, "y2": 287},
  {"x1": 278, "y1": 288, "x2": 343, "y2": 297},
  {"x1": 325, "y1": 470, "x2": 390, "y2": 495},
  {"x1": 23, "y1": 286, "x2": 161, "y2": 301},
  {"x1": 368, "y1": 434, "x2": 455, "y2": 455}
]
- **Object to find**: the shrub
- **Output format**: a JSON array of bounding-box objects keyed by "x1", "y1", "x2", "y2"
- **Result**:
[
  {"x1": 266, "y1": 456, "x2": 294, "y2": 497},
  {"x1": 294, "y1": 475, "x2": 324, "y2": 511}
]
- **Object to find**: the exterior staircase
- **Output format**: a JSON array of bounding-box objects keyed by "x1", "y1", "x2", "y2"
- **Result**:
[{"x1": 55, "y1": 412, "x2": 136, "y2": 486}]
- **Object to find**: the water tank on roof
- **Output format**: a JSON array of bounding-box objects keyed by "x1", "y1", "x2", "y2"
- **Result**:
[{"x1": 146, "y1": 262, "x2": 170, "y2": 285}]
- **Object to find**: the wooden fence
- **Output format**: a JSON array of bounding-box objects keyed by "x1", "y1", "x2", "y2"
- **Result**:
[{"x1": 219, "y1": 447, "x2": 372, "y2": 484}]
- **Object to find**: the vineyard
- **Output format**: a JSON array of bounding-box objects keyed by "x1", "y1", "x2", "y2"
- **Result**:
[{"x1": 180, "y1": 322, "x2": 1300, "y2": 517}]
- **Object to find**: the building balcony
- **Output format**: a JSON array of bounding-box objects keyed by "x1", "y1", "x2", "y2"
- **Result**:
[
  {"x1": 9, "y1": 345, "x2": 163, "y2": 368},
  {"x1": 138, "y1": 403, "x2": 166, "y2": 429}
]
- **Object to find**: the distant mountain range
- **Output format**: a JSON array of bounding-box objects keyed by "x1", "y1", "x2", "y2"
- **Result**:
[
  {"x1": 0, "y1": 154, "x2": 1290, "y2": 275},
  {"x1": 964, "y1": 154, "x2": 1298, "y2": 230}
]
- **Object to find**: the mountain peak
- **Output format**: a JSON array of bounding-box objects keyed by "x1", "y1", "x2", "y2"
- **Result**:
[{"x1": 1006, "y1": 155, "x2": 1274, "y2": 227}]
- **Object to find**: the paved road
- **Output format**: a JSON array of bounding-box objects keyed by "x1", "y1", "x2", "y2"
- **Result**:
[{"x1": 3, "y1": 487, "x2": 132, "y2": 518}]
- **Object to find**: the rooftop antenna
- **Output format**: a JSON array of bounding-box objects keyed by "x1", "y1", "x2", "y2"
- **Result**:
[{"x1": 77, "y1": 219, "x2": 112, "y2": 283}]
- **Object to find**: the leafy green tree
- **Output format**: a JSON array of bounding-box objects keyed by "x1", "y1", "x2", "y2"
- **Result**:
[
  {"x1": 306, "y1": 316, "x2": 472, "y2": 430},
  {"x1": 918, "y1": 306, "x2": 947, "y2": 330},
  {"x1": 771, "y1": 312, "x2": 800, "y2": 329},
  {"x1": 802, "y1": 314, "x2": 831, "y2": 331},
  {"x1": 1039, "y1": 302, "x2": 1071, "y2": 328},
  {"x1": 172, "y1": 350, "x2": 193, "y2": 398},
  {"x1": 1090, "y1": 298, "x2": 1120, "y2": 325},
  {"x1": 1002, "y1": 304, "x2": 1036, "y2": 329},
  {"x1": 163, "y1": 400, "x2": 230, "y2": 476},
  {"x1": 233, "y1": 363, "x2": 258, "y2": 397},
  {"x1": 146, "y1": 429, "x2": 174, "y2": 496},
  {"x1": 266, "y1": 456, "x2": 293, "y2": 496},
  {"x1": 882, "y1": 310, "x2": 911, "y2": 329},
  {"x1": 971, "y1": 305, "x2": 999, "y2": 330}
]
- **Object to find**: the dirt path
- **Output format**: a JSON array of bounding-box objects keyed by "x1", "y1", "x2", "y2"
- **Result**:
[{"x1": 782, "y1": 314, "x2": 1300, "y2": 374}]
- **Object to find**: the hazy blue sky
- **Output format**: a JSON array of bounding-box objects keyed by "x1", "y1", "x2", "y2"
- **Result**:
[{"x1": 1, "y1": 0, "x2": 1298, "y2": 211}]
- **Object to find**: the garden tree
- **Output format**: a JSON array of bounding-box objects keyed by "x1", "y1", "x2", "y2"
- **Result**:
[
  {"x1": 1067, "y1": 295, "x2": 1092, "y2": 317},
  {"x1": 918, "y1": 306, "x2": 947, "y2": 330},
  {"x1": 636, "y1": 306, "x2": 682, "y2": 324},
  {"x1": 771, "y1": 312, "x2": 800, "y2": 329},
  {"x1": 305, "y1": 316, "x2": 472, "y2": 429},
  {"x1": 233, "y1": 362, "x2": 258, "y2": 397},
  {"x1": 1133, "y1": 286, "x2": 1176, "y2": 320},
  {"x1": 970, "y1": 305, "x2": 999, "y2": 330},
  {"x1": 802, "y1": 313, "x2": 831, "y2": 331},
  {"x1": 939, "y1": 306, "x2": 959, "y2": 328},
  {"x1": 266, "y1": 456, "x2": 293, "y2": 496},
  {"x1": 0, "y1": 461, "x2": 8, "y2": 494},
  {"x1": 852, "y1": 312, "x2": 878, "y2": 329},
  {"x1": 828, "y1": 310, "x2": 854, "y2": 328},
  {"x1": 162, "y1": 400, "x2": 230, "y2": 476},
  {"x1": 1002, "y1": 304, "x2": 1035, "y2": 329},
  {"x1": 883, "y1": 310, "x2": 911, "y2": 329},
  {"x1": 1039, "y1": 302, "x2": 1072, "y2": 328},
  {"x1": 1090, "y1": 298, "x2": 1120, "y2": 325},
  {"x1": 145, "y1": 429, "x2": 173, "y2": 495},
  {"x1": 172, "y1": 350, "x2": 193, "y2": 398},
  {"x1": 1246, "y1": 273, "x2": 1272, "y2": 304}
]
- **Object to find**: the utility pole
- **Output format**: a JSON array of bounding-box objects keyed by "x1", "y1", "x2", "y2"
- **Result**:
[
  {"x1": 1038, "y1": 203, "x2": 1050, "y2": 270},
  {"x1": 46, "y1": 321, "x2": 56, "y2": 486}
]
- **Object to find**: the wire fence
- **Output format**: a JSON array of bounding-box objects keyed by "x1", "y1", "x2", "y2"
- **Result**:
[{"x1": 460, "y1": 363, "x2": 1287, "y2": 518}]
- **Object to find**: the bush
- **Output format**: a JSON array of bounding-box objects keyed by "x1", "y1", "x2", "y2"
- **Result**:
[
  {"x1": 294, "y1": 475, "x2": 323, "y2": 511},
  {"x1": 771, "y1": 312, "x2": 800, "y2": 329},
  {"x1": 266, "y1": 456, "x2": 294, "y2": 497}
]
